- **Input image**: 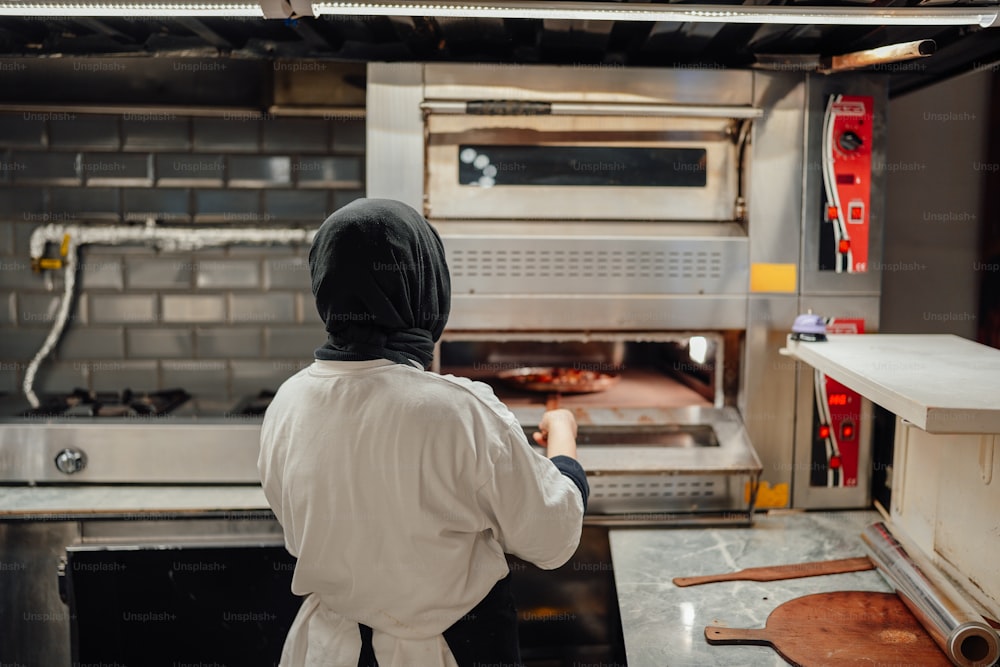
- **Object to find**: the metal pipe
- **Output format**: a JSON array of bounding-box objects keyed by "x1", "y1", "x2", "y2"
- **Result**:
[
  {"x1": 861, "y1": 521, "x2": 999, "y2": 667},
  {"x1": 23, "y1": 221, "x2": 317, "y2": 408}
]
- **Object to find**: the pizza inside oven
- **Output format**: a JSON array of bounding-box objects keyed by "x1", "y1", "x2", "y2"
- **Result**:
[{"x1": 496, "y1": 367, "x2": 621, "y2": 394}]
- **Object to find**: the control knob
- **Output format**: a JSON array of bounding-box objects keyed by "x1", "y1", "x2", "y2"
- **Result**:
[
  {"x1": 54, "y1": 448, "x2": 87, "y2": 475},
  {"x1": 838, "y1": 131, "x2": 863, "y2": 152}
]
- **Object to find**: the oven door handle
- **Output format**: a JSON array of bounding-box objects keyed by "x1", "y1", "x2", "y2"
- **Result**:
[{"x1": 421, "y1": 100, "x2": 763, "y2": 119}]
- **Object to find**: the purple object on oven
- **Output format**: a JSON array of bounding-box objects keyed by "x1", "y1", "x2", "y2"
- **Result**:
[{"x1": 791, "y1": 313, "x2": 828, "y2": 342}]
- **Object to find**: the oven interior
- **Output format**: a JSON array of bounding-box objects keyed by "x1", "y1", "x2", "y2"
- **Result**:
[
  {"x1": 439, "y1": 338, "x2": 720, "y2": 410},
  {"x1": 439, "y1": 337, "x2": 761, "y2": 521}
]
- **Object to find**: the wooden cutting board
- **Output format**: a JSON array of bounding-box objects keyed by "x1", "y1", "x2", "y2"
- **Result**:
[{"x1": 705, "y1": 591, "x2": 951, "y2": 666}]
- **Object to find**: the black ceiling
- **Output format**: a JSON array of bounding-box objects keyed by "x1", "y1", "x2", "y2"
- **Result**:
[{"x1": 2, "y1": 2, "x2": 1000, "y2": 96}]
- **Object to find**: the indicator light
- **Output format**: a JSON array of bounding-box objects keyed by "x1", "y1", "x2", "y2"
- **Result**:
[
  {"x1": 830, "y1": 456, "x2": 842, "y2": 469},
  {"x1": 827, "y1": 205, "x2": 839, "y2": 221},
  {"x1": 848, "y1": 202, "x2": 864, "y2": 222},
  {"x1": 841, "y1": 422, "x2": 855, "y2": 440},
  {"x1": 838, "y1": 239, "x2": 851, "y2": 253},
  {"x1": 819, "y1": 424, "x2": 831, "y2": 439}
]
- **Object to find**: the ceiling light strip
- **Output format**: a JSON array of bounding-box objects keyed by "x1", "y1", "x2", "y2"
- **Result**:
[
  {"x1": 0, "y1": 1, "x2": 263, "y2": 15},
  {"x1": 312, "y1": 0, "x2": 998, "y2": 27},
  {"x1": 0, "y1": 0, "x2": 995, "y2": 25}
]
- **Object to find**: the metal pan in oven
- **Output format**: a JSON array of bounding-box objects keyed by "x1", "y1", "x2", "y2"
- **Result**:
[{"x1": 496, "y1": 366, "x2": 621, "y2": 394}]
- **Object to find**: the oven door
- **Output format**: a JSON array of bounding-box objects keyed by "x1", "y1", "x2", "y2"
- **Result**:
[{"x1": 424, "y1": 110, "x2": 746, "y2": 222}]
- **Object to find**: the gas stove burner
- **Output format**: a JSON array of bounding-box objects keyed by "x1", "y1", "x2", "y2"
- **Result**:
[
  {"x1": 228, "y1": 390, "x2": 276, "y2": 417},
  {"x1": 23, "y1": 388, "x2": 191, "y2": 418}
]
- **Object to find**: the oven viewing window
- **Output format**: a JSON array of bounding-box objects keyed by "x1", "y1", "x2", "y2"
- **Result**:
[
  {"x1": 458, "y1": 145, "x2": 708, "y2": 188},
  {"x1": 425, "y1": 113, "x2": 741, "y2": 221}
]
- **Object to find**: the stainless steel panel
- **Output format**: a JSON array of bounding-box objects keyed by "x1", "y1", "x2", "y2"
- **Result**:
[
  {"x1": 800, "y1": 74, "x2": 888, "y2": 296},
  {"x1": 443, "y1": 234, "x2": 748, "y2": 295},
  {"x1": 0, "y1": 421, "x2": 262, "y2": 483},
  {"x1": 79, "y1": 518, "x2": 282, "y2": 542},
  {"x1": 447, "y1": 294, "x2": 748, "y2": 330},
  {"x1": 424, "y1": 64, "x2": 754, "y2": 106},
  {"x1": 365, "y1": 63, "x2": 424, "y2": 211},
  {"x1": 739, "y1": 295, "x2": 800, "y2": 510},
  {"x1": 0, "y1": 521, "x2": 79, "y2": 667},
  {"x1": 791, "y1": 295, "x2": 880, "y2": 508},
  {"x1": 748, "y1": 72, "x2": 806, "y2": 267}
]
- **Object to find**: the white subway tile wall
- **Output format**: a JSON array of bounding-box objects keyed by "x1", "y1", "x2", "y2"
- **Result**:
[{"x1": 0, "y1": 111, "x2": 364, "y2": 403}]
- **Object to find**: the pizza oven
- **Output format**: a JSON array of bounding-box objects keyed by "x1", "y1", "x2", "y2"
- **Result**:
[{"x1": 367, "y1": 62, "x2": 889, "y2": 518}]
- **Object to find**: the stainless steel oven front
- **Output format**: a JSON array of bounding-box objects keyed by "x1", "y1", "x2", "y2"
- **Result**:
[{"x1": 368, "y1": 62, "x2": 888, "y2": 514}]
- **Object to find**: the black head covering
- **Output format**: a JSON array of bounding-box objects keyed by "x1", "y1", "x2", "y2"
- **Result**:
[{"x1": 308, "y1": 198, "x2": 450, "y2": 369}]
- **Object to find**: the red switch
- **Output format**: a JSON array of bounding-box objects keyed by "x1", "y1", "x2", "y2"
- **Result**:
[
  {"x1": 819, "y1": 424, "x2": 831, "y2": 440},
  {"x1": 841, "y1": 421, "x2": 855, "y2": 440},
  {"x1": 829, "y1": 456, "x2": 842, "y2": 469},
  {"x1": 848, "y1": 201, "x2": 864, "y2": 223},
  {"x1": 827, "y1": 205, "x2": 839, "y2": 221},
  {"x1": 838, "y1": 239, "x2": 851, "y2": 254}
]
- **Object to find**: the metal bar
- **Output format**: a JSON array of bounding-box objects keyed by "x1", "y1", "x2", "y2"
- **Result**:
[
  {"x1": 310, "y1": 0, "x2": 999, "y2": 28},
  {"x1": 421, "y1": 100, "x2": 763, "y2": 118}
]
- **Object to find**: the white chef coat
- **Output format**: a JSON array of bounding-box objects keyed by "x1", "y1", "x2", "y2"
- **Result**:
[{"x1": 258, "y1": 358, "x2": 585, "y2": 667}]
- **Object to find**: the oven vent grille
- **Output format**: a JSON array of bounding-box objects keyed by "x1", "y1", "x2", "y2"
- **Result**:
[
  {"x1": 585, "y1": 473, "x2": 732, "y2": 514},
  {"x1": 449, "y1": 249, "x2": 724, "y2": 280},
  {"x1": 449, "y1": 249, "x2": 723, "y2": 280},
  {"x1": 442, "y1": 236, "x2": 747, "y2": 295},
  {"x1": 589, "y1": 477, "x2": 721, "y2": 500}
]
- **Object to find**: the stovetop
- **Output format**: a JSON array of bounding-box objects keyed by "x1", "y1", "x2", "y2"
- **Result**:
[
  {"x1": 1, "y1": 389, "x2": 277, "y2": 422},
  {"x1": 22, "y1": 388, "x2": 192, "y2": 419}
]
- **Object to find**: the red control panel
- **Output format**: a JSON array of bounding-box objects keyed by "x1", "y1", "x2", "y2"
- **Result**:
[
  {"x1": 820, "y1": 95, "x2": 873, "y2": 273},
  {"x1": 811, "y1": 318, "x2": 865, "y2": 488}
]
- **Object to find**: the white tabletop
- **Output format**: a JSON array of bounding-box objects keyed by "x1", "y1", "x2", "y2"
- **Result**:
[{"x1": 783, "y1": 334, "x2": 1000, "y2": 434}]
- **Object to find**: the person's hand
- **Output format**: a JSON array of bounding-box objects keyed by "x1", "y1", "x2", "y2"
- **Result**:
[{"x1": 533, "y1": 409, "x2": 578, "y2": 460}]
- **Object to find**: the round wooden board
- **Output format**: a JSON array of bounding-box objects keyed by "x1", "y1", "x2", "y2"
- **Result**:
[{"x1": 705, "y1": 590, "x2": 951, "y2": 666}]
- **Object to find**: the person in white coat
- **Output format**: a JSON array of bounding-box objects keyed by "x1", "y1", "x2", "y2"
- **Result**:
[{"x1": 258, "y1": 198, "x2": 589, "y2": 667}]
